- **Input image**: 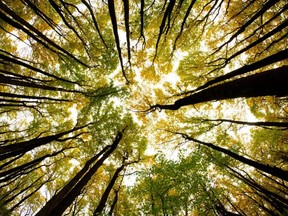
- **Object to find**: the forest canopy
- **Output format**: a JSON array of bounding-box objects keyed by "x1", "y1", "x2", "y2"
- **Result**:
[{"x1": 0, "y1": 0, "x2": 288, "y2": 215}]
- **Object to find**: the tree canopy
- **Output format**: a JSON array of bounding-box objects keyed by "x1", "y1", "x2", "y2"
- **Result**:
[{"x1": 0, "y1": 0, "x2": 287, "y2": 215}]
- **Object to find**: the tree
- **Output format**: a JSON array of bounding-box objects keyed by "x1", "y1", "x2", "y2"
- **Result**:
[
  {"x1": 1, "y1": 0, "x2": 287, "y2": 215},
  {"x1": 0, "y1": 123, "x2": 90, "y2": 161},
  {"x1": 147, "y1": 65, "x2": 288, "y2": 111},
  {"x1": 35, "y1": 129, "x2": 124, "y2": 216},
  {"x1": 176, "y1": 132, "x2": 288, "y2": 181}
]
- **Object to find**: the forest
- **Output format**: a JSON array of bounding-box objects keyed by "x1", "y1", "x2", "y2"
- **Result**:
[{"x1": 0, "y1": 0, "x2": 287, "y2": 215}]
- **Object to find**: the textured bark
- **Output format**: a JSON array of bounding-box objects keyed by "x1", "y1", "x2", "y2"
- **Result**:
[
  {"x1": 0, "y1": 53, "x2": 78, "y2": 84},
  {"x1": 93, "y1": 164, "x2": 125, "y2": 215},
  {"x1": 154, "y1": 0, "x2": 176, "y2": 60},
  {"x1": 181, "y1": 133, "x2": 288, "y2": 181},
  {"x1": 0, "y1": 123, "x2": 90, "y2": 161},
  {"x1": 82, "y1": 0, "x2": 107, "y2": 48},
  {"x1": 35, "y1": 130, "x2": 124, "y2": 216},
  {"x1": 187, "y1": 49, "x2": 288, "y2": 95},
  {"x1": 202, "y1": 118, "x2": 288, "y2": 129},
  {"x1": 107, "y1": 0, "x2": 129, "y2": 83},
  {"x1": 211, "y1": 0, "x2": 280, "y2": 55},
  {"x1": 152, "y1": 66, "x2": 288, "y2": 111},
  {"x1": 0, "y1": 2, "x2": 89, "y2": 67}
]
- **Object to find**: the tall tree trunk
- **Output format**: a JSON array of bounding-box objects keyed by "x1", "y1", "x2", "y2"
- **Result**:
[
  {"x1": 182, "y1": 49, "x2": 288, "y2": 96},
  {"x1": 0, "y1": 1, "x2": 90, "y2": 68},
  {"x1": 107, "y1": 0, "x2": 128, "y2": 83},
  {"x1": 35, "y1": 130, "x2": 124, "y2": 216},
  {"x1": 201, "y1": 118, "x2": 288, "y2": 129},
  {"x1": 123, "y1": 0, "x2": 131, "y2": 65},
  {"x1": 226, "y1": 165, "x2": 288, "y2": 215},
  {"x1": 0, "y1": 92, "x2": 70, "y2": 102},
  {"x1": 0, "y1": 147, "x2": 72, "y2": 182},
  {"x1": 152, "y1": 66, "x2": 288, "y2": 111},
  {"x1": 108, "y1": 188, "x2": 119, "y2": 215},
  {"x1": 0, "y1": 74, "x2": 82, "y2": 93},
  {"x1": 179, "y1": 133, "x2": 288, "y2": 181},
  {"x1": 0, "y1": 123, "x2": 90, "y2": 161},
  {"x1": 0, "y1": 53, "x2": 78, "y2": 84},
  {"x1": 154, "y1": 0, "x2": 176, "y2": 61},
  {"x1": 172, "y1": 0, "x2": 197, "y2": 53},
  {"x1": 81, "y1": 0, "x2": 107, "y2": 48},
  {"x1": 211, "y1": 0, "x2": 280, "y2": 55},
  {"x1": 93, "y1": 164, "x2": 125, "y2": 215}
]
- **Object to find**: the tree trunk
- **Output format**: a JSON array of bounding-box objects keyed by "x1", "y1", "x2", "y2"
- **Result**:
[
  {"x1": 107, "y1": 0, "x2": 128, "y2": 83},
  {"x1": 153, "y1": 66, "x2": 288, "y2": 111},
  {"x1": 181, "y1": 133, "x2": 288, "y2": 181},
  {"x1": 0, "y1": 1, "x2": 90, "y2": 68},
  {"x1": 0, "y1": 123, "x2": 89, "y2": 161},
  {"x1": 123, "y1": 0, "x2": 131, "y2": 65},
  {"x1": 0, "y1": 91, "x2": 71, "y2": 102},
  {"x1": 0, "y1": 52, "x2": 78, "y2": 84},
  {"x1": 227, "y1": 165, "x2": 288, "y2": 215},
  {"x1": 211, "y1": 0, "x2": 280, "y2": 55},
  {"x1": 108, "y1": 188, "x2": 119, "y2": 215},
  {"x1": 0, "y1": 74, "x2": 82, "y2": 93},
  {"x1": 154, "y1": 0, "x2": 176, "y2": 61},
  {"x1": 93, "y1": 164, "x2": 125, "y2": 215},
  {"x1": 0, "y1": 147, "x2": 71, "y2": 182},
  {"x1": 81, "y1": 0, "x2": 107, "y2": 48},
  {"x1": 35, "y1": 130, "x2": 124, "y2": 216},
  {"x1": 181, "y1": 49, "x2": 288, "y2": 96},
  {"x1": 202, "y1": 118, "x2": 288, "y2": 129}
]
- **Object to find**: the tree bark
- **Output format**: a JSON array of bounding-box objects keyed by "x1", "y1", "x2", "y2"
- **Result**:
[
  {"x1": 0, "y1": 147, "x2": 71, "y2": 182},
  {"x1": 123, "y1": 0, "x2": 131, "y2": 65},
  {"x1": 0, "y1": 123, "x2": 90, "y2": 161},
  {"x1": 211, "y1": 0, "x2": 280, "y2": 55},
  {"x1": 172, "y1": 0, "x2": 197, "y2": 52},
  {"x1": 93, "y1": 164, "x2": 125, "y2": 215},
  {"x1": 227, "y1": 165, "x2": 288, "y2": 214},
  {"x1": 136, "y1": 0, "x2": 146, "y2": 46},
  {"x1": 0, "y1": 1, "x2": 90, "y2": 68},
  {"x1": 107, "y1": 0, "x2": 128, "y2": 83},
  {"x1": 186, "y1": 49, "x2": 288, "y2": 96},
  {"x1": 35, "y1": 130, "x2": 124, "y2": 216},
  {"x1": 0, "y1": 53, "x2": 78, "y2": 84},
  {"x1": 108, "y1": 188, "x2": 119, "y2": 215},
  {"x1": 181, "y1": 133, "x2": 288, "y2": 181},
  {"x1": 153, "y1": 66, "x2": 288, "y2": 111},
  {"x1": 154, "y1": 0, "x2": 176, "y2": 60},
  {"x1": 202, "y1": 118, "x2": 288, "y2": 129}
]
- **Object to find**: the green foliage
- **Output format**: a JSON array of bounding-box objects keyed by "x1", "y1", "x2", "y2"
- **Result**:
[
  {"x1": 129, "y1": 151, "x2": 218, "y2": 215},
  {"x1": 0, "y1": 0, "x2": 287, "y2": 215}
]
